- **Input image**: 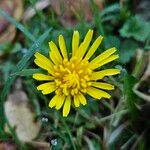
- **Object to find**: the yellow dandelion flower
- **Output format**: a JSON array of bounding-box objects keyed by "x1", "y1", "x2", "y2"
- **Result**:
[{"x1": 33, "y1": 29, "x2": 120, "y2": 117}]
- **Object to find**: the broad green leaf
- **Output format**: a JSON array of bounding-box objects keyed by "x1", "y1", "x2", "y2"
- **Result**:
[
  {"x1": 106, "y1": 37, "x2": 138, "y2": 64},
  {"x1": 118, "y1": 39, "x2": 138, "y2": 63},
  {"x1": 105, "y1": 36, "x2": 120, "y2": 50},
  {"x1": 120, "y1": 15, "x2": 150, "y2": 42}
]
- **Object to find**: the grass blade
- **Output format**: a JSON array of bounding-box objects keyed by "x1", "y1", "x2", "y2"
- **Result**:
[
  {"x1": 10, "y1": 69, "x2": 43, "y2": 77},
  {"x1": 0, "y1": 9, "x2": 35, "y2": 41},
  {"x1": 124, "y1": 73, "x2": 139, "y2": 122},
  {"x1": 0, "y1": 28, "x2": 52, "y2": 129}
]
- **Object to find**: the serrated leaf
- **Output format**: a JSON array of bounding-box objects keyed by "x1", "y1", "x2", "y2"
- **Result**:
[
  {"x1": 118, "y1": 39, "x2": 138, "y2": 63},
  {"x1": 120, "y1": 15, "x2": 150, "y2": 42}
]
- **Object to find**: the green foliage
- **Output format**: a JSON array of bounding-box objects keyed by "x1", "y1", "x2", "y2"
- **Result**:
[
  {"x1": 124, "y1": 74, "x2": 139, "y2": 121},
  {"x1": 105, "y1": 37, "x2": 138, "y2": 64},
  {"x1": 119, "y1": 39, "x2": 138, "y2": 63},
  {"x1": 0, "y1": 1, "x2": 150, "y2": 149},
  {"x1": 100, "y1": 3, "x2": 120, "y2": 17},
  {"x1": 120, "y1": 15, "x2": 150, "y2": 42},
  {"x1": 10, "y1": 69, "x2": 43, "y2": 77},
  {"x1": 100, "y1": 3, "x2": 120, "y2": 23},
  {"x1": 0, "y1": 8, "x2": 51, "y2": 131}
]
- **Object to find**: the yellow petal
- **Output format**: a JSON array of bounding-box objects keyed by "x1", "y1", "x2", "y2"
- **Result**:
[
  {"x1": 37, "y1": 82, "x2": 56, "y2": 94},
  {"x1": 59, "y1": 35, "x2": 68, "y2": 60},
  {"x1": 76, "y1": 29, "x2": 93, "y2": 58},
  {"x1": 84, "y1": 35, "x2": 103, "y2": 60},
  {"x1": 78, "y1": 93, "x2": 87, "y2": 105},
  {"x1": 72, "y1": 31, "x2": 80, "y2": 56},
  {"x1": 55, "y1": 94, "x2": 66, "y2": 110},
  {"x1": 73, "y1": 95, "x2": 80, "y2": 107},
  {"x1": 49, "y1": 41, "x2": 62, "y2": 64},
  {"x1": 87, "y1": 87, "x2": 111, "y2": 99},
  {"x1": 34, "y1": 59, "x2": 52, "y2": 74},
  {"x1": 90, "y1": 47, "x2": 117, "y2": 64},
  {"x1": 34, "y1": 52, "x2": 54, "y2": 74},
  {"x1": 50, "y1": 51, "x2": 60, "y2": 65},
  {"x1": 91, "y1": 69, "x2": 120, "y2": 80},
  {"x1": 90, "y1": 54, "x2": 119, "y2": 70},
  {"x1": 33, "y1": 73, "x2": 54, "y2": 81},
  {"x1": 63, "y1": 95, "x2": 71, "y2": 117},
  {"x1": 49, "y1": 95, "x2": 58, "y2": 108},
  {"x1": 91, "y1": 82, "x2": 114, "y2": 90}
]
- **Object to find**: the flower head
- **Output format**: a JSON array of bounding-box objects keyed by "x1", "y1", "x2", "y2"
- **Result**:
[{"x1": 33, "y1": 29, "x2": 120, "y2": 117}]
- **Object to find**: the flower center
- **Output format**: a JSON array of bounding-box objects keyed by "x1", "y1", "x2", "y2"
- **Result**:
[{"x1": 53, "y1": 57, "x2": 92, "y2": 96}]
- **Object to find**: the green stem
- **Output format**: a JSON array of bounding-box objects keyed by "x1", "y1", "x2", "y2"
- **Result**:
[
  {"x1": 59, "y1": 114, "x2": 77, "y2": 150},
  {"x1": 132, "y1": 51, "x2": 145, "y2": 78}
]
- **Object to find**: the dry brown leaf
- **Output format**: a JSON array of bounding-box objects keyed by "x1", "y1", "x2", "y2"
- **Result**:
[
  {"x1": 4, "y1": 80, "x2": 41, "y2": 142},
  {"x1": 0, "y1": 141, "x2": 16, "y2": 150},
  {"x1": 0, "y1": 0, "x2": 23, "y2": 43},
  {"x1": 51, "y1": 0, "x2": 103, "y2": 27}
]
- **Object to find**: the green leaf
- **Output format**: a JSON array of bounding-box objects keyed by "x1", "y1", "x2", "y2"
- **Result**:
[
  {"x1": 118, "y1": 39, "x2": 138, "y2": 63},
  {"x1": 120, "y1": 15, "x2": 150, "y2": 42},
  {"x1": 10, "y1": 69, "x2": 43, "y2": 77},
  {"x1": 0, "y1": 9, "x2": 35, "y2": 41},
  {"x1": 105, "y1": 36, "x2": 138, "y2": 66},
  {"x1": 145, "y1": 45, "x2": 150, "y2": 51},
  {"x1": 105, "y1": 36, "x2": 120, "y2": 50},
  {"x1": 124, "y1": 74, "x2": 139, "y2": 122},
  {"x1": 100, "y1": 3, "x2": 120, "y2": 17},
  {"x1": 76, "y1": 127, "x2": 83, "y2": 147}
]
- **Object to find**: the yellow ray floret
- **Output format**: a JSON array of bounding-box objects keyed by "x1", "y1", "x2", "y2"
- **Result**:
[
  {"x1": 87, "y1": 87, "x2": 111, "y2": 99},
  {"x1": 63, "y1": 95, "x2": 71, "y2": 117},
  {"x1": 91, "y1": 82, "x2": 114, "y2": 90},
  {"x1": 73, "y1": 95, "x2": 80, "y2": 107},
  {"x1": 84, "y1": 35, "x2": 103, "y2": 60},
  {"x1": 49, "y1": 41, "x2": 62, "y2": 64},
  {"x1": 33, "y1": 29, "x2": 120, "y2": 117},
  {"x1": 91, "y1": 69, "x2": 120, "y2": 80},
  {"x1": 58, "y1": 35, "x2": 68, "y2": 60},
  {"x1": 33, "y1": 73, "x2": 54, "y2": 81},
  {"x1": 37, "y1": 82, "x2": 56, "y2": 94},
  {"x1": 76, "y1": 29, "x2": 93, "y2": 59},
  {"x1": 72, "y1": 31, "x2": 80, "y2": 56}
]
